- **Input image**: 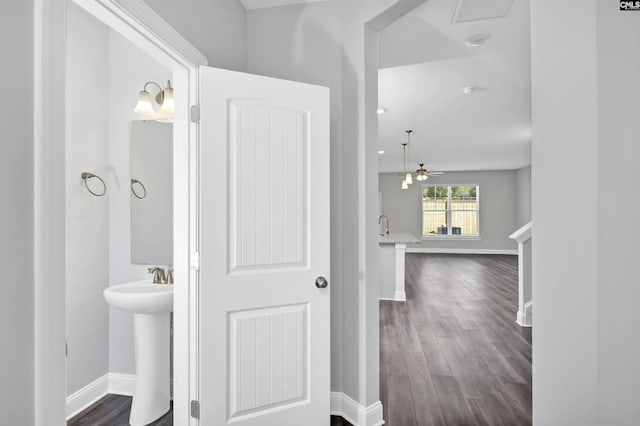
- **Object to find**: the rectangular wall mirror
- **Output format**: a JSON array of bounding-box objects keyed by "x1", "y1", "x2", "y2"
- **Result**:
[{"x1": 130, "y1": 121, "x2": 173, "y2": 265}]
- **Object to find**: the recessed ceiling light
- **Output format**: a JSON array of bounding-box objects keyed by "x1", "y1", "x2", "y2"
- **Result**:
[
  {"x1": 377, "y1": 108, "x2": 387, "y2": 114},
  {"x1": 378, "y1": 150, "x2": 385, "y2": 154},
  {"x1": 465, "y1": 33, "x2": 491, "y2": 47},
  {"x1": 462, "y1": 86, "x2": 478, "y2": 95}
]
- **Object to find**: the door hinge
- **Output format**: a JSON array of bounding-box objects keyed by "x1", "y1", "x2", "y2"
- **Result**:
[
  {"x1": 190, "y1": 104, "x2": 200, "y2": 123},
  {"x1": 190, "y1": 400, "x2": 200, "y2": 419},
  {"x1": 190, "y1": 252, "x2": 200, "y2": 271}
]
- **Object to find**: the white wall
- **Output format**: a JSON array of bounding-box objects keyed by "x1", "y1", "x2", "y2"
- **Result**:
[
  {"x1": 144, "y1": 0, "x2": 247, "y2": 71},
  {"x1": 108, "y1": 30, "x2": 173, "y2": 375},
  {"x1": 596, "y1": 2, "x2": 640, "y2": 423},
  {"x1": 515, "y1": 165, "x2": 531, "y2": 228},
  {"x1": 65, "y1": 3, "x2": 110, "y2": 396},
  {"x1": 530, "y1": 0, "x2": 640, "y2": 423},
  {"x1": 379, "y1": 171, "x2": 518, "y2": 252},
  {"x1": 247, "y1": 0, "x2": 351, "y2": 397},
  {"x1": 531, "y1": 0, "x2": 598, "y2": 422},
  {"x1": 247, "y1": 0, "x2": 426, "y2": 408},
  {"x1": 0, "y1": 1, "x2": 34, "y2": 423},
  {"x1": 63, "y1": 5, "x2": 174, "y2": 388}
]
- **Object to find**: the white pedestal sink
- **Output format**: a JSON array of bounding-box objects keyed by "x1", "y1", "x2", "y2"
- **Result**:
[{"x1": 104, "y1": 280, "x2": 173, "y2": 426}]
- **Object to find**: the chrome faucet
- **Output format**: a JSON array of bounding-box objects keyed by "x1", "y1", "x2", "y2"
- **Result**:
[
  {"x1": 378, "y1": 215, "x2": 390, "y2": 237},
  {"x1": 148, "y1": 267, "x2": 167, "y2": 284}
]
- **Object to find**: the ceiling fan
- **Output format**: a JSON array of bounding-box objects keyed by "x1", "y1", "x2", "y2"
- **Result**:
[
  {"x1": 414, "y1": 163, "x2": 444, "y2": 181},
  {"x1": 397, "y1": 130, "x2": 444, "y2": 188}
]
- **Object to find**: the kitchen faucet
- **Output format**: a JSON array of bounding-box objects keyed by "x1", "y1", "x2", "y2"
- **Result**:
[{"x1": 378, "y1": 215, "x2": 390, "y2": 237}]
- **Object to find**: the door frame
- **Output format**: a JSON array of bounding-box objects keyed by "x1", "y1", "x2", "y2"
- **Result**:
[{"x1": 34, "y1": 0, "x2": 206, "y2": 424}]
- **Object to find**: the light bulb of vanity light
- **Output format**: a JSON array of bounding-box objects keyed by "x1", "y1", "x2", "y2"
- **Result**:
[
  {"x1": 161, "y1": 81, "x2": 174, "y2": 113},
  {"x1": 134, "y1": 90, "x2": 154, "y2": 115}
]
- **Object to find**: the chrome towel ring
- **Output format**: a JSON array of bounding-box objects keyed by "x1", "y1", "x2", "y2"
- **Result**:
[
  {"x1": 81, "y1": 172, "x2": 107, "y2": 197},
  {"x1": 131, "y1": 178, "x2": 147, "y2": 199}
]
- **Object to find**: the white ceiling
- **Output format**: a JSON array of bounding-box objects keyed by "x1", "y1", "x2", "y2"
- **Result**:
[
  {"x1": 240, "y1": 0, "x2": 325, "y2": 10},
  {"x1": 377, "y1": 0, "x2": 531, "y2": 174}
]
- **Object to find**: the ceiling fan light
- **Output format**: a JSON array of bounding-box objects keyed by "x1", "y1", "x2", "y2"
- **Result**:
[
  {"x1": 405, "y1": 172, "x2": 413, "y2": 185},
  {"x1": 417, "y1": 174, "x2": 428, "y2": 181}
]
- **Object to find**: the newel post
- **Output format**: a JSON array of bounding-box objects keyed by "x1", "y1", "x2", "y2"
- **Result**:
[{"x1": 509, "y1": 222, "x2": 532, "y2": 327}]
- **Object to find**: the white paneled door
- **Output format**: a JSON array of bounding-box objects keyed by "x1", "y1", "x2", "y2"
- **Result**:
[{"x1": 198, "y1": 67, "x2": 330, "y2": 425}]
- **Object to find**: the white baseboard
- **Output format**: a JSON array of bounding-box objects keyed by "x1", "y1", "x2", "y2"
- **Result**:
[
  {"x1": 393, "y1": 290, "x2": 406, "y2": 301},
  {"x1": 66, "y1": 374, "x2": 110, "y2": 419},
  {"x1": 378, "y1": 291, "x2": 407, "y2": 302},
  {"x1": 109, "y1": 372, "x2": 136, "y2": 396},
  {"x1": 70, "y1": 379, "x2": 379, "y2": 423},
  {"x1": 406, "y1": 248, "x2": 517, "y2": 255},
  {"x1": 66, "y1": 373, "x2": 137, "y2": 420},
  {"x1": 331, "y1": 392, "x2": 385, "y2": 426},
  {"x1": 517, "y1": 301, "x2": 533, "y2": 327}
]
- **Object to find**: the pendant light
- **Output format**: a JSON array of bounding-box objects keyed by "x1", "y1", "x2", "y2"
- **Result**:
[
  {"x1": 401, "y1": 142, "x2": 409, "y2": 189},
  {"x1": 404, "y1": 130, "x2": 413, "y2": 185}
]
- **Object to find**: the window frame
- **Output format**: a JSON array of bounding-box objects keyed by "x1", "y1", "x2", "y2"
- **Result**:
[{"x1": 421, "y1": 183, "x2": 481, "y2": 240}]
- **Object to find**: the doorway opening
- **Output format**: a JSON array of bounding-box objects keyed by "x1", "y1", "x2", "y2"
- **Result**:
[
  {"x1": 372, "y1": 0, "x2": 533, "y2": 423},
  {"x1": 34, "y1": 0, "x2": 204, "y2": 423}
]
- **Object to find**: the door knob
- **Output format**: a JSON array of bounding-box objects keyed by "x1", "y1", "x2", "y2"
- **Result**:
[{"x1": 315, "y1": 276, "x2": 328, "y2": 289}]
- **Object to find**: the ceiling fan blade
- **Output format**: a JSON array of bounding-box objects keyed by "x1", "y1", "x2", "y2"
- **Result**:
[{"x1": 427, "y1": 171, "x2": 444, "y2": 176}]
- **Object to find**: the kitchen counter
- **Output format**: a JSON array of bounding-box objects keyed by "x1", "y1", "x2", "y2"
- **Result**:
[
  {"x1": 378, "y1": 232, "x2": 421, "y2": 244},
  {"x1": 378, "y1": 232, "x2": 420, "y2": 301}
]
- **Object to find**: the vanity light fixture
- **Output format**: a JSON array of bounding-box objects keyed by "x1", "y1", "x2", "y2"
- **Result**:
[{"x1": 134, "y1": 80, "x2": 174, "y2": 122}]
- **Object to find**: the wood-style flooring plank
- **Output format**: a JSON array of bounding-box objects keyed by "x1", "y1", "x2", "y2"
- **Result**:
[
  {"x1": 380, "y1": 254, "x2": 532, "y2": 426},
  {"x1": 387, "y1": 374, "x2": 418, "y2": 426},
  {"x1": 68, "y1": 394, "x2": 172, "y2": 426}
]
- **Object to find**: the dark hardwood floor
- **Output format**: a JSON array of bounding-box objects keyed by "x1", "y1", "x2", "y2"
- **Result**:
[
  {"x1": 380, "y1": 254, "x2": 532, "y2": 426},
  {"x1": 68, "y1": 394, "x2": 352, "y2": 425},
  {"x1": 68, "y1": 254, "x2": 528, "y2": 426},
  {"x1": 67, "y1": 394, "x2": 172, "y2": 425}
]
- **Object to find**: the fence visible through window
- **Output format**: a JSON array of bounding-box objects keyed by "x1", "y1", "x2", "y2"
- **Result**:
[{"x1": 422, "y1": 185, "x2": 479, "y2": 237}]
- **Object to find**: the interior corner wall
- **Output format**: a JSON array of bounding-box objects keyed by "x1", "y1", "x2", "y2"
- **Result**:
[
  {"x1": 144, "y1": 0, "x2": 247, "y2": 71},
  {"x1": 246, "y1": 0, "x2": 427, "y2": 409},
  {"x1": 107, "y1": 30, "x2": 172, "y2": 375},
  {"x1": 0, "y1": 0, "x2": 34, "y2": 423},
  {"x1": 595, "y1": 2, "x2": 640, "y2": 423},
  {"x1": 246, "y1": 1, "x2": 349, "y2": 397},
  {"x1": 531, "y1": 0, "x2": 599, "y2": 423},
  {"x1": 379, "y1": 170, "x2": 518, "y2": 251},
  {"x1": 64, "y1": 3, "x2": 111, "y2": 396},
  {"x1": 515, "y1": 165, "x2": 531, "y2": 228}
]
